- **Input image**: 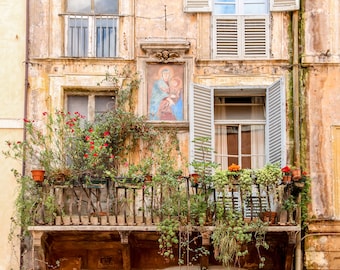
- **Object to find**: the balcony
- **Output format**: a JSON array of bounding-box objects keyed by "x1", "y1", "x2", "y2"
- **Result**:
[{"x1": 28, "y1": 174, "x2": 303, "y2": 270}]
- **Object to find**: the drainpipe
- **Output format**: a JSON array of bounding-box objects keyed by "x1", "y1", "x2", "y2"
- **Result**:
[
  {"x1": 292, "y1": 8, "x2": 302, "y2": 270},
  {"x1": 23, "y1": 0, "x2": 30, "y2": 174}
]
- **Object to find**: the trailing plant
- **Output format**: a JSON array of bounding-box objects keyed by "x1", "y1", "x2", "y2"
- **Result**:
[
  {"x1": 158, "y1": 218, "x2": 180, "y2": 262},
  {"x1": 212, "y1": 211, "x2": 252, "y2": 269}
]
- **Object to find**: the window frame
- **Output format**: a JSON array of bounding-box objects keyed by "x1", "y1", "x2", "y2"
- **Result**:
[
  {"x1": 63, "y1": 0, "x2": 119, "y2": 58},
  {"x1": 65, "y1": 90, "x2": 116, "y2": 122},
  {"x1": 190, "y1": 79, "x2": 286, "y2": 170},
  {"x1": 184, "y1": 0, "x2": 299, "y2": 13}
]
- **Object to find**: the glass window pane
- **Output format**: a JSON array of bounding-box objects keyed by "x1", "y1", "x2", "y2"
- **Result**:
[
  {"x1": 68, "y1": 17, "x2": 88, "y2": 57},
  {"x1": 95, "y1": 96, "x2": 115, "y2": 115},
  {"x1": 96, "y1": 18, "x2": 117, "y2": 57},
  {"x1": 95, "y1": 0, "x2": 118, "y2": 14},
  {"x1": 67, "y1": 96, "x2": 89, "y2": 119},
  {"x1": 244, "y1": 3, "x2": 267, "y2": 14},
  {"x1": 214, "y1": 5, "x2": 235, "y2": 14},
  {"x1": 67, "y1": 0, "x2": 91, "y2": 13}
]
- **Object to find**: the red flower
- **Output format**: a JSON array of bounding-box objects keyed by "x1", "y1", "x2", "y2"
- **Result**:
[
  {"x1": 103, "y1": 143, "x2": 108, "y2": 147},
  {"x1": 84, "y1": 154, "x2": 89, "y2": 158},
  {"x1": 93, "y1": 153, "x2": 98, "y2": 157},
  {"x1": 85, "y1": 135, "x2": 91, "y2": 141},
  {"x1": 89, "y1": 128, "x2": 93, "y2": 133},
  {"x1": 103, "y1": 131, "x2": 110, "y2": 137},
  {"x1": 23, "y1": 118, "x2": 30, "y2": 123},
  {"x1": 281, "y1": 166, "x2": 291, "y2": 173}
]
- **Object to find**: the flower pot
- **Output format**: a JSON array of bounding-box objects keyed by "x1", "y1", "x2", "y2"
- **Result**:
[
  {"x1": 282, "y1": 175, "x2": 292, "y2": 184},
  {"x1": 31, "y1": 169, "x2": 45, "y2": 182},
  {"x1": 292, "y1": 168, "x2": 302, "y2": 180},
  {"x1": 144, "y1": 174, "x2": 153, "y2": 183},
  {"x1": 260, "y1": 211, "x2": 277, "y2": 225}
]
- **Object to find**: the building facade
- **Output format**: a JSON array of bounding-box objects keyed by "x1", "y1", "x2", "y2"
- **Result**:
[
  {"x1": 2, "y1": 0, "x2": 340, "y2": 269},
  {"x1": 0, "y1": 1, "x2": 26, "y2": 269}
]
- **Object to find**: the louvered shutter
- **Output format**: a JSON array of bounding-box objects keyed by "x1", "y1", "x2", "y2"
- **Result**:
[
  {"x1": 270, "y1": 0, "x2": 299, "y2": 11},
  {"x1": 214, "y1": 16, "x2": 239, "y2": 58},
  {"x1": 266, "y1": 78, "x2": 286, "y2": 166},
  {"x1": 243, "y1": 16, "x2": 269, "y2": 58},
  {"x1": 184, "y1": 0, "x2": 212, "y2": 12},
  {"x1": 189, "y1": 84, "x2": 214, "y2": 170}
]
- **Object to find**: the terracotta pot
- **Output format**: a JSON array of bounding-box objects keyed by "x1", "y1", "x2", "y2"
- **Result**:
[
  {"x1": 261, "y1": 211, "x2": 277, "y2": 225},
  {"x1": 282, "y1": 175, "x2": 292, "y2": 184},
  {"x1": 190, "y1": 173, "x2": 200, "y2": 183},
  {"x1": 144, "y1": 174, "x2": 152, "y2": 183},
  {"x1": 31, "y1": 169, "x2": 45, "y2": 182},
  {"x1": 292, "y1": 169, "x2": 302, "y2": 180}
]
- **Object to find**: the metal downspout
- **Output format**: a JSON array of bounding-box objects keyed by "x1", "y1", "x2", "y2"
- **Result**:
[
  {"x1": 292, "y1": 8, "x2": 302, "y2": 270},
  {"x1": 21, "y1": 0, "x2": 29, "y2": 267}
]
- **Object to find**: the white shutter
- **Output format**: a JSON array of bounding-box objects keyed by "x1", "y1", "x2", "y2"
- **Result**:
[
  {"x1": 189, "y1": 84, "x2": 214, "y2": 169},
  {"x1": 213, "y1": 16, "x2": 239, "y2": 58},
  {"x1": 184, "y1": 0, "x2": 212, "y2": 12},
  {"x1": 243, "y1": 16, "x2": 269, "y2": 58},
  {"x1": 270, "y1": 0, "x2": 299, "y2": 12},
  {"x1": 266, "y1": 78, "x2": 286, "y2": 166}
]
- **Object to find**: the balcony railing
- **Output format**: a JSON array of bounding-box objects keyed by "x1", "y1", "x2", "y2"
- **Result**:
[{"x1": 30, "y1": 176, "x2": 301, "y2": 228}]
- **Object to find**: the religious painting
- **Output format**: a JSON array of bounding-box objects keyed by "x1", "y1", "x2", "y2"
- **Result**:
[{"x1": 147, "y1": 63, "x2": 185, "y2": 121}]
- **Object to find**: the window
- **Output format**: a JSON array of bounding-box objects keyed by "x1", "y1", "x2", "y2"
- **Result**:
[
  {"x1": 214, "y1": 95, "x2": 266, "y2": 169},
  {"x1": 66, "y1": 93, "x2": 115, "y2": 122},
  {"x1": 65, "y1": 0, "x2": 118, "y2": 57},
  {"x1": 190, "y1": 79, "x2": 285, "y2": 170},
  {"x1": 213, "y1": 0, "x2": 269, "y2": 59}
]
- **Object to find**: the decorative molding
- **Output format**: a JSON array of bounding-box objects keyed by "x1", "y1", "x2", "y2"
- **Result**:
[{"x1": 140, "y1": 39, "x2": 190, "y2": 63}]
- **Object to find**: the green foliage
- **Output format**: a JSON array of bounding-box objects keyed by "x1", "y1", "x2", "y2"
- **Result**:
[
  {"x1": 212, "y1": 211, "x2": 252, "y2": 268},
  {"x1": 158, "y1": 218, "x2": 180, "y2": 261}
]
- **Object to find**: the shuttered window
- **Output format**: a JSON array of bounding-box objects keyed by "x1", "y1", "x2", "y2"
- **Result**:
[
  {"x1": 189, "y1": 84, "x2": 214, "y2": 170},
  {"x1": 266, "y1": 78, "x2": 286, "y2": 166},
  {"x1": 191, "y1": 79, "x2": 285, "y2": 170},
  {"x1": 213, "y1": 15, "x2": 269, "y2": 59},
  {"x1": 270, "y1": 0, "x2": 299, "y2": 11},
  {"x1": 184, "y1": 0, "x2": 212, "y2": 12}
]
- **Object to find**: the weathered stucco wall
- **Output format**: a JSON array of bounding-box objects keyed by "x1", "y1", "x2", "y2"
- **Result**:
[
  {"x1": 303, "y1": 1, "x2": 340, "y2": 269},
  {"x1": 0, "y1": 1, "x2": 26, "y2": 269}
]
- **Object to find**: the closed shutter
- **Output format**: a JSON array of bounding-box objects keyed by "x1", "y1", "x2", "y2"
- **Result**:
[
  {"x1": 214, "y1": 17, "x2": 239, "y2": 58},
  {"x1": 189, "y1": 84, "x2": 214, "y2": 170},
  {"x1": 244, "y1": 16, "x2": 268, "y2": 58},
  {"x1": 184, "y1": 0, "x2": 212, "y2": 12},
  {"x1": 266, "y1": 78, "x2": 286, "y2": 166},
  {"x1": 270, "y1": 0, "x2": 299, "y2": 11},
  {"x1": 214, "y1": 16, "x2": 268, "y2": 59}
]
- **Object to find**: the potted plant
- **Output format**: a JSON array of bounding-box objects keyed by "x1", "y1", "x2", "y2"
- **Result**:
[
  {"x1": 281, "y1": 165, "x2": 292, "y2": 184},
  {"x1": 255, "y1": 163, "x2": 282, "y2": 223},
  {"x1": 3, "y1": 111, "x2": 88, "y2": 183}
]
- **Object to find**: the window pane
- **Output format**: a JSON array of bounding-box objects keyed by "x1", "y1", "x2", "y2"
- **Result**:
[
  {"x1": 67, "y1": 96, "x2": 89, "y2": 119},
  {"x1": 214, "y1": 0, "x2": 236, "y2": 14},
  {"x1": 96, "y1": 18, "x2": 117, "y2": 57},
  {"x1": 214, "y1": 97, "x2": 265, "y2": 120},
  {"x1": 95, "y1": 0, "x2": 118, "y2": 14},
  {"x1": 68, "y1": 17, "x2": 88, "y2": 57},
  {"x1": 244, "y1": 4, "x2": 267, "y2": 14},
  {"x1": 67, "y1": 0, "x2": 91, "y2": 13},
  {"x1": 95, "y1": 96, "x2": 115, "y2": 115}
]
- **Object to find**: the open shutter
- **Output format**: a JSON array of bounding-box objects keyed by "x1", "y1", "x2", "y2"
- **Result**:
[
  {"x1": 189, "y1": 84, "x2": 214, "y2": 171},
  {"x1": 270, "y1": 0, "x2": 299, "y2": 12},
  {"x1": 243, "y1": 16, "x2": 269, "y2": 58},
  {"x1": 213, "y1": 16, "x2": 239, "y2": 58},
  {"x1": 266, "y1": 78, "x2": 286, "y2": 166},
  {"x1": 184, "y1": 0, "x2": 212, "y2": 12}
]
